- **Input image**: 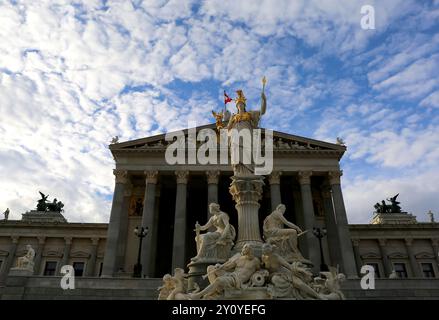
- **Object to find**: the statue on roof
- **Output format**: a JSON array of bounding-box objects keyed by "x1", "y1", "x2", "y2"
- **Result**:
[
  {"x1": 36, "y1": 192, "x2": 64, "y2": 213},
  {"x1": 226, "y1": 77, "x2": 267, "y2": 177},
  {"x1": 374, "y1": 193, "x2": 402, "y2": 214}
]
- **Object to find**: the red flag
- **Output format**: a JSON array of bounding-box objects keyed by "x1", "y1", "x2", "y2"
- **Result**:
[{"x1": 224, "y1": 91, "x2": 232, "y2": 104}]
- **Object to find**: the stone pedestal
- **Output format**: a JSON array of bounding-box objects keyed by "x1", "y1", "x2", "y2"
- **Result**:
[
  {"x1": 9, "y1": 267, "x2": 33, "y2": 277},
  {"x1": 229, "y1": 175, "x2": 264, "y2": 252},
  {"x1": 371, "y1": 212, "x2": 417, "y2": 224},
  {"x1": 21, "y1": 210, "x2": 67, "y2": 223}
]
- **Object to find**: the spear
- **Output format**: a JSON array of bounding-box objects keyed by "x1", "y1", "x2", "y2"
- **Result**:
[{"x1": 262, "y1": 76, "x2": 267, "y2": 93}]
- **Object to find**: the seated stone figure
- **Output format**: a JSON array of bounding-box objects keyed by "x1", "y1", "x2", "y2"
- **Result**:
[
  {"x1": 192, "y1": 203, "x2": 236, "y2": 262},
  {"x1": 261, "y1": 243, "x2": 322, "y2": 299},
  {"x1": 313, "y1": 267, "x2": 346, "y2": 300},
  {"x1": 16, "y1": 245, "x2": 35, "y2": 271},
  {"x1": 263, "y1": 204, "x2": 306, "y2": 262},
  {"x1": 191, "y1": 244, "x2": 260, "y2": 300}
]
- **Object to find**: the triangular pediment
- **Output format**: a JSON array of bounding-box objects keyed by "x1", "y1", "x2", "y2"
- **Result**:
[{"x1": 109, "y1": 123, "x2": 346, "y2": 156}]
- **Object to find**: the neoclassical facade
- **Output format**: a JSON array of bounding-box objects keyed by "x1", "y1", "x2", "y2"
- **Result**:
[
  {"x1": 0, "y1": 125, "x2": 438, "y2": 299},
  {"x1": 101, "y1": 124, "x2": 358, "y2": 278}
]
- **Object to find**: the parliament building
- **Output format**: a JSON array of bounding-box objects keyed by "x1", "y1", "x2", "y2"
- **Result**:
[{"x1": 1, "y1": 124, "x2": 438, "y2": 299}]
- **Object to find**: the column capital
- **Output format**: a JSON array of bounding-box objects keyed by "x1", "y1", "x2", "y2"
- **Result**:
[
  {"x1": 175, "y1": 170, "x2": 189, "y2": 184},
  {"x1": 113, "y1": 169, "x2": 128, "y2": 184},
  {"x1": 377, "y1": 238, "x2": 387, "y2": 247},
  {"x1": 206, "y1": 170, "x2": 220, "y2": 184},
  {"x1": 64, "y1": 237, "x2": 73, "y2": 245},
  {"x1": 404, "y1": 238, "x2": 414, "y2": 246},
  {"x1": 144, "y1": 170, "x2": 159, "y2": 184},
  {"x1": 431, "y1": 238, "x2": 439, "y2": 247},
  {"x1": 352, "y1": 238, "x2": 361, "y2": 247},
  {"x1": 37, "y1": 236, "x2": 46, "y2": 244},
  {"x1": 298, "y1": 171, "x2": 313, "y2": 185},
  {"x1": 328, "y1": 170, "x2": 343, "y2": 185},
  {"x1": 91, "y1": 237, "x2": 100, "y2": 246},
  {"x1": 11, "y1": 236, "x2": 19, "y2": 243},
  {"x1": 268, "y1": 171, "x2": 282, "y2": 185}
]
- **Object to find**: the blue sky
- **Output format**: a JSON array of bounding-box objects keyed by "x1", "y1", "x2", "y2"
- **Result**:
[{"x1": 0, "y1": 0, "x2": 438, "y2": 223}]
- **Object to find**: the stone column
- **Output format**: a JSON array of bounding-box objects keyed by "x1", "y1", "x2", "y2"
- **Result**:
[
  {"x1": 33, "y1": 236, "x2": 46, "y2": 275},
  {"x1": 86, "y1": 238, "x2": 99, "y2": 277},
  {"x1": 229, "y1": 175, "x2": 264, "y2": 250},
  {"x1": 58, "y1": 237, "x2": 72, "y2": 274},
  {"x1": 0, "y1": 236, "x2": 19, "y2": 285},
  {"x1": 322, "y1": 187, "x2": 341, "y2": 267},
  {"x1": 141, "y1": 170, "x2": 159, "y2": 277},
  {"x1": 405, "y1": 238, "x2": 421, "y2": 278},
  {"x1": 328, "y1": 171, "x2": 358, "y2": 278},
  {"x1": 102, "y1": 169, "x2": 127, "y2": 277},
  {"x1": 150, "y1": 186, "x2": 161, "y2": 277},
  {"x1": 115, "y1": 183, "x2": 131, "y2": 273},
  {"x1": 269, "y1": 171, "x2": 282, "y2": 211},
  {"x1": 431, "y1": 239, "x2": 439, "y2": 267},
  {"x1": 352, "y1": 239, "x2": 363, "y2": 276},
  {"x1": 206, "y1": 170, "x2": 220, "y2": 220},
  {"x1": 172, "y1": 170, "x2": 189, "y2": 270},
  {"x1": 378, "y1": 239, "x2": 392, "y2": 277},
  {"x1": 297, "y1": 171, "x2": 319, "y2": 271}
]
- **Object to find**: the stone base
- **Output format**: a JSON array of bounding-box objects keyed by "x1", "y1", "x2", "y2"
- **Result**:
[
  {"x1": 224, "y1": 287, "x2": 271, "y2": 300},
  {"x1": 9, "y1": 268, "x2": 33, "y2": 277},
  {"x1": 21, "y1": 211, "x2": 67, "y2": 223},
  {"x1": 371, "y1": 212, "x2": 417, "y2": 224}
]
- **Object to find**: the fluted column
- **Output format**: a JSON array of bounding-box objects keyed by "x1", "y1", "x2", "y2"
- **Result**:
[
  {"x1": 206, "y1": 170, "x2": 220, "y2": 220},
  {"x1": 58, "y1": 237, "x2": 72, "y2": 274},
  {"x1": 102, "y1": 169, "x2": 127, "y2": 277},
  {"x1": 431, "y1": 239, "x2": 439, "y2": 267},
  {"x1": 378, "y1": 239, "x2": 392, "y2": 277},
  {"x1": 33, "y1": 236, "x2": 46, "y2": 275},
  {"x1": 328, "y1": 170, "x2": 358, "y2": 278},
  {"x1": 115, "y1": 183, "x2": 131, "y2": 273},
  {"x1": 297, "y1": 171, "x2": 319, "y2": 270},
  {"x1": 0, "y1": 236, "x2": 19, "y2": 285},
  {"x1": 269, "y1": 171, "x2": 282, "y2": 211},
  {"x1": 172, "y1": 171, "x2": 189, "y2": 270},
  {"x1": 322, "y1": 187, "x2": 341, "y2": 267},
  {"x1": 352, "y1": 239, "x2": 363, "y2": 275},
  {"x1": 86, "y1": 238, "x2": 99, "y2": 277},
  {"x1": 229, "y1": 176, "x2": 264, "y2": 249},
  {"x1": 405, "y1": 238, "x2": 421, "y2": 278},
  {"x1": 141, "y1": 170, "x2": 159, "y2": 277}
]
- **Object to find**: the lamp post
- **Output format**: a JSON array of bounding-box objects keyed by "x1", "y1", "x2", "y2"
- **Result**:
[
  {"x1": 133, "y1": 226, "x2": 148, "y2": 278},
  {"x1": 313, "y1": 227, "x2": 329, "y2": 272}
]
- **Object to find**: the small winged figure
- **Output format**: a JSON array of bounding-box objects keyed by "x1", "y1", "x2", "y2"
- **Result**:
[
  {"x1": 212, "y1": 110, "x2": 224, "y2": 130},
  {"x1": 336, "y1": 137, "x2": 346, "y2": 145},
  {"x1": 37, "y1": 192, "x2": 49, "y2": 211},
  {"x1": 111, "y1": 136, "x2": 119, "y2": 144}
]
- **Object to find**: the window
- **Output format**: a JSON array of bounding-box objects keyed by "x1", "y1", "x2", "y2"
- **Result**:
[
  {"x1": 0, "y1": 260, "x2": 3, "y2": 272},
  {"x1": 421, "y1": 263, "x2": 435, "y2": 278},
  {"x1": 367, "y1": 263, "x2": 381, "y2": 278},
  {"x1": 43, "y1": 261, "x2": 57, "y2": 276},
  {"x1": 73, "y1": 262, "x2": 85, "y2": 277},
  {"x1": 393, "y1": 263, "x2": 408, "y2": 278},
  {"x1": 99, "y1": 262, "x2": 103, "y2": 277}
]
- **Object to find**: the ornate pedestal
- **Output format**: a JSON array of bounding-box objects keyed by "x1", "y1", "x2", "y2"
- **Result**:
[
  {"x1": 21, "y1": 210, "x2": 67, "y2": 223},
  {"x1": 229, "y1": 175, "x2": 264, "y2": 252}
]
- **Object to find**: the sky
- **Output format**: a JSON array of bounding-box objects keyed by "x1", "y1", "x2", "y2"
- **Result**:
[{"x1": 0, "y1": 0, "x2": 438, "y2": 224}]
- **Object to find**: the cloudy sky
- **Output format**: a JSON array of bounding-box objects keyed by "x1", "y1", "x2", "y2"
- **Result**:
[{"x1": 0, "y1": 0, "x2": 438, "y2": 224}]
